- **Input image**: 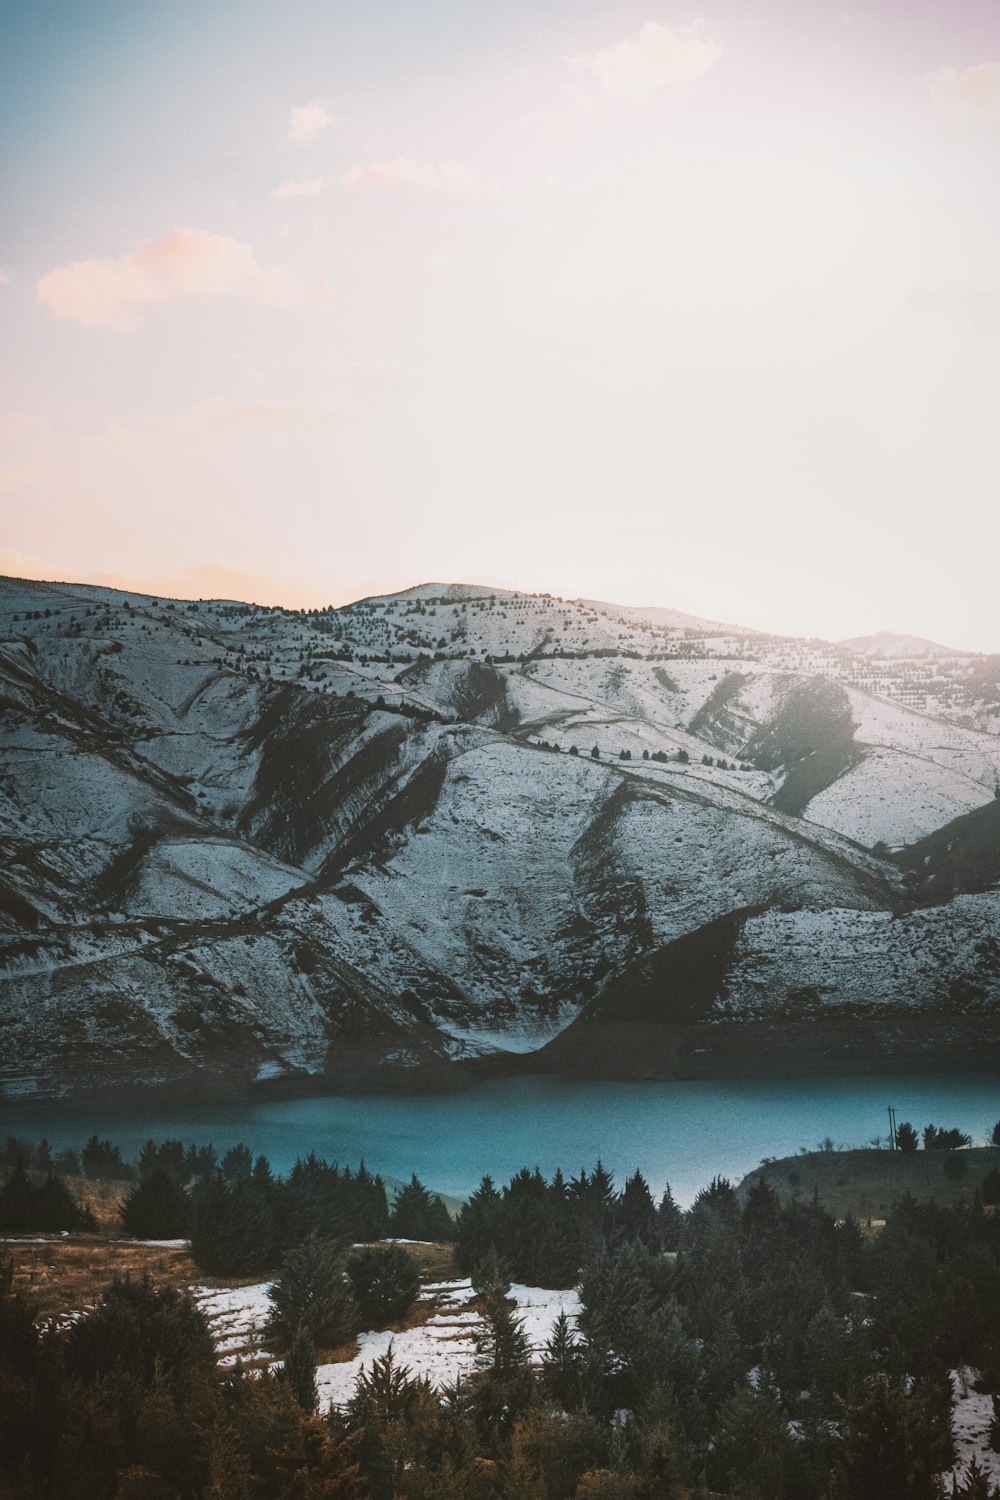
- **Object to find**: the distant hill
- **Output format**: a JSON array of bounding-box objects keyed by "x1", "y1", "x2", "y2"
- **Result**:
[
  {"x1": 836, "y1": 631, "x2": 959, "y2": 658},
  {"x1": 738, "y1": 1147, "x2": 1000, "y2": 1221}
]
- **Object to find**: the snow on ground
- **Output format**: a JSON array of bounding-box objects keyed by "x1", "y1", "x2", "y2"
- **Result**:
[
  {"x1": 721, "y1": 894, "x2": 1000, "y2": 1020},
  {"x1": 191, "y1": 1272, "x2": 580, "y2": 1408},
  {"x1": 125, "y1": 838, "x2": 307, "y2": 920},
  {"x1": 803, "y1": 745, "x2": 993, "y2": 848},
  {"x1": 191, "y1": 1282, "x2": 276, "y2": 1367},
  {"x1": 845, "y1": 689, "x2": 1000, "y2": 792},
  {"x1": 4, "y1": 574, "x2": 998, "y2": 1097},
  {"x1": 118, "y1": 1238, "x2": 188, "y2": 1248},
  {"x1": 946, "y1": 1369, "x2": 1000, "y2": 1486},
  {"x1": 316, "y1": 1279, "x2": 582, "y2": 1410}
]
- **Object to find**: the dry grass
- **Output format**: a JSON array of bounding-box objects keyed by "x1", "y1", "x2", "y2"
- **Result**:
[
  {"x1": 3, "y1": 1231, "x2": 457, "y2": 1344},
  {"x1": 4, "y1": 1237, "x2": 202, "y2": 1322},
  {"x1": 66, "y1": 1173, "x2": 132, "y2": 1231},
  {"x1": 3, "y1": 1230, "x2": 274, "y2": 1325},
  {"x1": 389, "y1": 1238, "x2": 456, "y2": 1282}
]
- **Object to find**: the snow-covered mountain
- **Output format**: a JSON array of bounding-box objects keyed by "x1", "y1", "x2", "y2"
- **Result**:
[{"x1": 2, "y1": 575, "x2": 999, "y2": 1100}]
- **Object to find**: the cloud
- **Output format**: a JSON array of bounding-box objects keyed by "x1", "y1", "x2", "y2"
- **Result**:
[
  {"x1": 36, "y1": 229, "x2": 303, "y2": 330},
  {"x1": 342, "y1": 158, "x2": 500, "y2": 200},
  {"x1": 565, "y1": 20, "x2": 721, "y2": 104},
  {"x1": 289, "y1": 101, "x2": 332, "y2": 142},
  {"x1": 928, "y1": 61, "x2": 1000, "y2": 121},
  {"x1": 272, "y1": 176, "x2": 325, "y2": 199}
]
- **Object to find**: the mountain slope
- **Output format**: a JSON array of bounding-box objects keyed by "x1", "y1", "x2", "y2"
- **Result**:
[{"x1": 1, "y1": 574, "x2": 998, "y2": 1099}]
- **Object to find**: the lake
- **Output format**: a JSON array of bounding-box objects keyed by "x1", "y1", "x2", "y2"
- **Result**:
[{"x1": 3, "y1": 1072, "x2": 999, "y2": 1207}]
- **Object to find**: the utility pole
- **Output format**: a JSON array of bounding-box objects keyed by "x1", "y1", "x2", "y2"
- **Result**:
[{"x1": 887, "y1": 1105, "x2": 897, "y2": 1151}]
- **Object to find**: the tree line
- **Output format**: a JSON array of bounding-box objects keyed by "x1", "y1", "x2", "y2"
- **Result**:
[{"x1": 5, "y1": 1136, "x2": 1000, "y2": 1496}]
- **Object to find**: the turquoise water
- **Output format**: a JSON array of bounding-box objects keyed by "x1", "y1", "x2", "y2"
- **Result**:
[{"x1": 4, "y1": 1073, "x2": 999, "y2": 1207}]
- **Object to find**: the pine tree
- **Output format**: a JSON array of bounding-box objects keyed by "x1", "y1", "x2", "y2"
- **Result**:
[
  {"x1": 0, "y1": 1164, "x2": 39, "y2": 1231},
  {"x1": 389, "y1": 1175, "x2": 453, "y2": 1241},
  {"x1": 120, "y1": 1167, "x2": 190, "y2": 1239},
  {"x1": 540, "y1": 1311, "x2": 585, "y2": 1411},
  {"x1": 470, "y1": 1254, "x2": 534, "y2": 1453},
  {"x1": 835, "y1": 1373, "x2": 952, "y2": 1500},
  {"x1": 949, "y1": 1459, "x2": 1000, "y2": 1499},
  {"x1": 268, "y1": 1234, "x2": 356, "y2": 1350},
  {"x1": 629, "y1": 1382, "x2": 686, "y2": 1496},
  {"x1": 281, "y1": 1325, "x2": 319, "y2": 1413},
  {"x1": 616, "y1": 1172, "x2": 658, "y2": 1247},
  {"x1": 0, "y1": 1166, "x2": 94, "y2": 1232},
  {"x1": 455, "y1": 1176, "x2": 504, "y2": 1276},
  {"x1": 189, "y1": 1174, "x2": 279, "y2": 1275},
  {"x1": 742, "y1": 1177, "x2": 781, "y2": 1237},
  {"x1": 577, "y1": 1241, "x2": 650, "y2": 1376},
  {"x1": 657, "y1": 1185, "x2": 685, "y2": 1251},
  {"x1": 204, "y1": 1420, "x2": 255, "y2": 1500},
  {"x1": 81, "y1": 1135, "x2": 133, "y2": 1180},
  {"x1": 221, "y1": 1143, "x2": 254, "y2": 1181},
  {"x1": 709, "y1": 1380, "x2": 795, "y2": 1499}
]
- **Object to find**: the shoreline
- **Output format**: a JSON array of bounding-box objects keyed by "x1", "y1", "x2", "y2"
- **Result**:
[{"x1": 5, "y1": 1023, "x2": 1000, "y2": 1117}]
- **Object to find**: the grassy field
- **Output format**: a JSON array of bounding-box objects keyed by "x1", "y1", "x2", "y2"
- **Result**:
[
  {"x1": 3, "y1": 1206, "x2": 456, "y2": 1328},
  {"x1": 738, "y1": 1145, "x2": 1000, "y2": 1222}
]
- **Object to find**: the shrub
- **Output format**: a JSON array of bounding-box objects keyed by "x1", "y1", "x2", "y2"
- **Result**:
[
  {"x1": 982, "y1": 1169, "x2": 1000, "y2": 1206},
  {"x1": 346, "y1": 1244, "x2": 420, "y2": 1326}
]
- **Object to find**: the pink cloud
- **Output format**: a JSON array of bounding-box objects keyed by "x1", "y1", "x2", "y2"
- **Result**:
[
  {"x1": 342, "y1": 158, "x2": 499, "y2": 200},
  {"x1": 289, "y1": 101, "x2": 332, "y2": 142},
  {"x1": 928, "y1": 61, "x2": 1000, "y2": 120},
  {"x1": 36, "y1": 229, "x2": 303, "y2": 330},
  {"x1": 272, "y1": 176, "x2": 325, "y2": 199},
  {"x1": 566, "y1": 20, "x2": 721, "y2": 104}
]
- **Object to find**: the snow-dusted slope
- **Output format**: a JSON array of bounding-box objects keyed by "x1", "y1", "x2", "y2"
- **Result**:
[
  {"x1": 2, "y1": 574, "x2": 999, "y2": 1098},
  {"x1": 836, "y1": 632, "x2": 956, "y2": 658}
]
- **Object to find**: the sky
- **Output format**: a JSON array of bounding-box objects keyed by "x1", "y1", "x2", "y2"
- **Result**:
[{"x1": 1, "y1": 0, "x2": 999, "y2": 647}]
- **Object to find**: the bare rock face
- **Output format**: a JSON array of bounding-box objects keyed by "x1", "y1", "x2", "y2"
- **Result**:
[{"x1": 2, "y1": 577, "x2": 999, "y2": 1099}]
